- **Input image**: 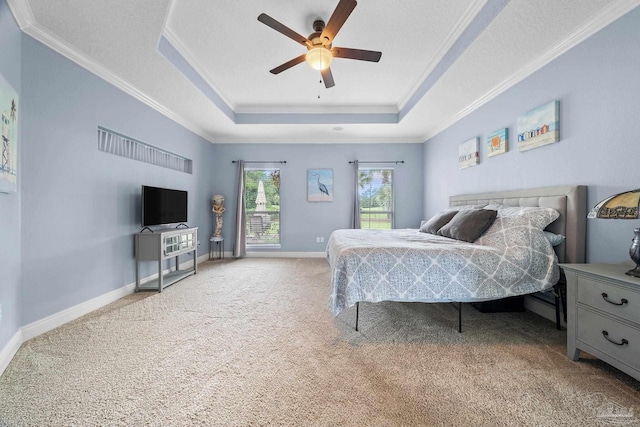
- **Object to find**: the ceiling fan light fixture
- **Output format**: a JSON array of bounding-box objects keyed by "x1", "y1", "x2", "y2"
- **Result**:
[{"x1": 306, "y1": 46, "x2": 333, "y2": 71}]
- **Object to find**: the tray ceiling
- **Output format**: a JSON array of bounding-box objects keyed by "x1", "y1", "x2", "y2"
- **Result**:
[{"x1": 8, "y1": 0, "x2": 640, "y2": 143}]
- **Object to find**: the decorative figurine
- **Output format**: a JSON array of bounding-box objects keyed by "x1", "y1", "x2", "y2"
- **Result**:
[{"x1": 212, "y1": 194, "x2": 225, "y2": 238}]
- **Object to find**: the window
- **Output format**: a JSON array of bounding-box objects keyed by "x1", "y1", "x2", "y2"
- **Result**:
[
  {"x1": 244, "y1": 168, "x2": 280, "y2": 247},
  {"x1": 359, "y1": 168, "x2": 394, "y2": 229}
]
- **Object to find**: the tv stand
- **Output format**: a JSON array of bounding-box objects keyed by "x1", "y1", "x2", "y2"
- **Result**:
[{"x1": 134, "y1": 227, "x2": 198, "y2": 292}]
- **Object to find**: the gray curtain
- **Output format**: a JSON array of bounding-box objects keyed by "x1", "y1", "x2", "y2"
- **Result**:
[
  {"x1": 233, "y1": 160, "x2": 246, "y2": 258},
  {"x1": 353, "y1": 160, "x2": 361, "y2": 229}
]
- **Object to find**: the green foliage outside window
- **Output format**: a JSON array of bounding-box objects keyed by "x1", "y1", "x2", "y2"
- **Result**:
[
  {"x1": 359, "y1": 168, "x2": 393, "y2": 229},
  {"x1": 244, "y1": 169, "x2": 280, "y2": 211}
]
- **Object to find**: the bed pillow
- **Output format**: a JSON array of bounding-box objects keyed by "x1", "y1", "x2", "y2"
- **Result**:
[
  {"x1": 496, "y1": 206, "x2": 560, "y2": 230},
  {"x1": 437, "y1": 209, "x2": 497, "y2": 243},
  {"x1": 475, "y1": 216, "x2": 558, "y2": 259},
  {"x1": 446, "y1": 204, "x2": 486, "y2": 211},
  {"x1": 419, "y1": 210, "x2": 459, "y2": 234},
  {"x1": 544, "y1": 231, "x2": 566, "y2": 247}
]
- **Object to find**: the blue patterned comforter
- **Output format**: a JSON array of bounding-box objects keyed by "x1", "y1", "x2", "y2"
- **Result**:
[{"x1": 326, "y1": 219, "x2": 559, "y2": 316}]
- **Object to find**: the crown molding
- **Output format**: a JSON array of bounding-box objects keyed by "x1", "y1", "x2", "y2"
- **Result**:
[
  {"x1": 5, "y1": 0, "x2": 36, "y2": 30},
  {"x1": 423, "y1": 0, "x2": 640, "y2": 142},
  {"x1": 7, "y1": 0, "x2": 216, "y2": 144},
  {"x1": 212, "y1": 136, "x2": 425, "y2": 144},
  {"x1": 9, "y1": 0, "x2": 639, "y2": 144},
  {"x1": 397, "y1": 0, "x2": 488, "y2": 111},
  {"x1": 159, "y1": 32, "x2": 401, "y2": 121},
  {"x1": 161, "y1": 26, "x2": 237, "y2": 111}
]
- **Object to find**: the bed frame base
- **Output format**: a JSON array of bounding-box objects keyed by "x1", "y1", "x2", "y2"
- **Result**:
[{"x1": 354, "y1": 302, "x2": 463, "y2": 333}]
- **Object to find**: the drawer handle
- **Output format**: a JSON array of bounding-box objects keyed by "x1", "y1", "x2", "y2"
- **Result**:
[
  {"x1": 602, "y1": 330, "x2": 629, "y2": 346},
  {"x1": 601, "y1": 293, "x2": 628, "y2": 306}
]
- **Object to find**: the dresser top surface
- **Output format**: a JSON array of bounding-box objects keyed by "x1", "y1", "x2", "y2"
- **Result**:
[
  {"x1": 561, "y1": 262, "x2": 640, "y2": 286},
  {"x1": 137, "y1": 227, "x2": 198, "y2": 236}
]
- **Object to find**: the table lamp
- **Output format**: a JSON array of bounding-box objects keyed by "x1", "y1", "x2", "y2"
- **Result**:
[{"x1": 588, "y1": 188, "x2": 640, "y2": 277}]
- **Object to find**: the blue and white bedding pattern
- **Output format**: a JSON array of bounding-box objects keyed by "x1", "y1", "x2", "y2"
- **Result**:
[{"x1": 326, "y1": 217, "x2": 559, "y2": 316}]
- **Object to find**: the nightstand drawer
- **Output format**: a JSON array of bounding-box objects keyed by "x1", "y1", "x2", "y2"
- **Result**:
[
  {"x1": 577, "y1": 307, "x2": 640, "y2": 371},
  {"x1": 577, "y1": 276, "x2": 640, "y2": 324}
]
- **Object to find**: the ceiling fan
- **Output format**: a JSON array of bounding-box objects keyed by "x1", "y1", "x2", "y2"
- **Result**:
[{"x1": 257, "y1": 0, "x2": 382, "y2": 88}]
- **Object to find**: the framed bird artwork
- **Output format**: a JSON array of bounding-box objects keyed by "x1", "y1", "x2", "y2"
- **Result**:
[{"x1": 307, "y1": 169, "x2": 333, "y2": 202}]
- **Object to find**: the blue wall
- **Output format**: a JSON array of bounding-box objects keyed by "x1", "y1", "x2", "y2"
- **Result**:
[
  {"x1": 3, "y1": 2, "x2": 639, "y2": 348},
  {"x1": 422, "y1": 8, "x2": 640, "y2": 264},
  {"x1": 0, "y1": 2, "x2": 424, "y2": 341},
  {"x1": 0, "y1": 0, "x2": 21, "y2": 352},
  {"x1": 211, "y1": 143, "x2": 424, "y2": 252},
  {"x1": 19, "y1": 36, "x2": 216, "y2": 325}
]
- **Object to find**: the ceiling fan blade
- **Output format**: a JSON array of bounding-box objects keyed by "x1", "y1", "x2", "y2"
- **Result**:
[
  {"x1": 258, "y1": 13, "x2": 311, "y2": 46},
  {"x1": 331, "y1": 47, "x2": 381, "y2": 62},
  {"x1": 270, "y1": 54, "x2": 307, "y2": 74},
  {"x1": 320, "y1": 0, "x2": 357, "y2": 45},
  {"x1": 321, "y1": 67, "x2": 335, "y2": 88}
]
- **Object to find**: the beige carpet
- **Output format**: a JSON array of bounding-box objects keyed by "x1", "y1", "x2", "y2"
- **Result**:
[{"x1": 1, "y1": 258, "x2": 639, "y2": 426}]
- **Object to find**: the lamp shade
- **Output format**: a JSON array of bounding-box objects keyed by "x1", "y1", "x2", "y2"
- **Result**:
[
  {"x1": 306, "y1": 47, "x2": 332, "y2": 71},
  {"x1": 587, "y1": 189, "x2": 640, "y2": 219}
]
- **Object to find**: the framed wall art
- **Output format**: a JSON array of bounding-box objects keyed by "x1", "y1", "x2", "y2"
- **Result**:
[
  {"x1": 517, "y1": 100, "x2": 559, "y2": 152},
  {"x1": 458, "y1": 137, "x2": 479, "y2": 169},
  {"x1": 307, "y1": 168, "x2": 333, "y2": 202},
  {"x1": 0, "y1": 73, "x2": 18, "y2": 193},
  {"x1": 487, "y1": 128, "x2": 508, "y2": 157}
]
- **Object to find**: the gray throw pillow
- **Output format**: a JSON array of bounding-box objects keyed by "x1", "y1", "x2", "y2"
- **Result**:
[
  {"x1": 438, "y1": 209, "x2": 498, "y2": 243},
  {"x1": 419, "y1": 210, "x2": 459, "y2": 234},
  {"x1": 543, "y1": 231, "x2": 566, "y2": 246}
]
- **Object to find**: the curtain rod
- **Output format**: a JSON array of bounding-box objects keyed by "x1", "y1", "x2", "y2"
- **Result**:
[
  {"x1": 348, "y1": 160, "x2": 404, "y2": 164},
  {"x1": 232, "y1": 160, "x2": 287, "y2": 164}
]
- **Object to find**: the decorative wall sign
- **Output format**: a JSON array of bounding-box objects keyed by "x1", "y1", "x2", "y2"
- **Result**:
[
  {"x1": 487, "y1": 128, "x2": 508, "y2": 157},
  {"x1": 0, "y1": 73, "x2": 18, "y2": 193},
  {"x1": 459, "y1": 137, "x2": 479, "y2": 169},
  {"x1": 517, "y1": 100, "x2": 560, "y2": 152},
  {"x1": 308, "y1": 169, "x2": 333, "y2": 202}
]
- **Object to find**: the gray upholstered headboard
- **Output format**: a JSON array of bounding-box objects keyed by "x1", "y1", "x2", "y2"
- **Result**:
[{"x1": 449, "y1": 185, "x2": 587, "y2": 264}]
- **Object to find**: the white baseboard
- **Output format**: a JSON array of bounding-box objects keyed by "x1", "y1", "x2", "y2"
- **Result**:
[
  {"x1": 194, "y1": 253, "x2": 210, "y2": 265},
  {"x1": 2, "y1": 252, "x2": 211, "y2": 376},
  {"x1": 21, "y1": 282, "x2": 137, "y2": 342},
  {"x1": 0, "y1": 330, "x2": 23, "y2": 377}
]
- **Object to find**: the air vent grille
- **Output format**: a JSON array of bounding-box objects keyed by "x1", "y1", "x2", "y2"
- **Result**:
[{"x1": 97, "y1": 127, "x2": 192, "y2": 174}]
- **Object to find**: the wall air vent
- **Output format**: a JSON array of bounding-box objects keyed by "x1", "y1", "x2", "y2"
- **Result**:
[{"x1": 97, "y1": 126, "x2": 192, "y2": 174}]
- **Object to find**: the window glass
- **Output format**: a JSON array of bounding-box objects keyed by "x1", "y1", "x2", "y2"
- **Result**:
[
  {"x1": 359, "y1": 168, "x2": 393, "y2": 229},
  {"x1": 245, "y1": 168, "x2": 280, "y2": 246}
]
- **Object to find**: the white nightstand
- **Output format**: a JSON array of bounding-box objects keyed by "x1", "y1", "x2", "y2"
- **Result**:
[{"x1": 563, "y1": 262, "x2": 640, "y2": 382}]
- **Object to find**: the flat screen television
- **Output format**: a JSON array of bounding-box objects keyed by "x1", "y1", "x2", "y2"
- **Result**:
[{"x1": 141, "y1": 185, "x2": 188, "y2": 227}]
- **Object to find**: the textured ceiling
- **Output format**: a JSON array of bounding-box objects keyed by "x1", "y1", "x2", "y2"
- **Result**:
[{"x1": 8, "y1": 0, "x2": 640, "y2": 143}]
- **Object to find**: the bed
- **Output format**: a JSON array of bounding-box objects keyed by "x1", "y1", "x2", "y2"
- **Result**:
[{"x1": 326, "y1": 185, "x2": 587, "y2": 331}]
